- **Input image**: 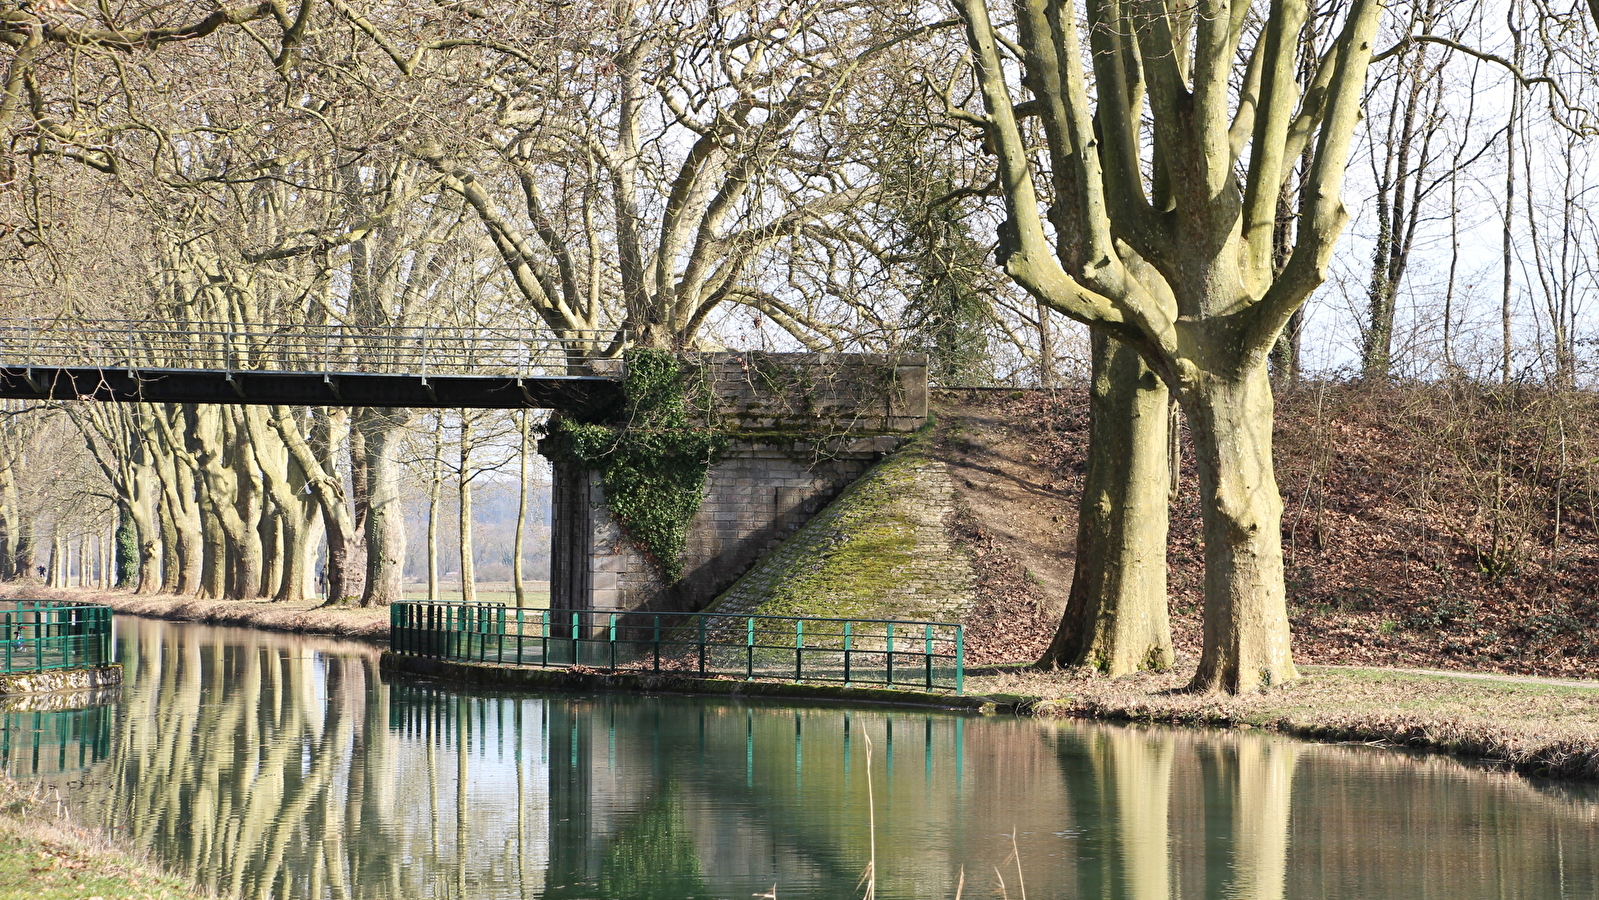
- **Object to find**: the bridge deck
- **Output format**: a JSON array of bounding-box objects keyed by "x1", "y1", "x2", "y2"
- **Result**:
[
  {"x1": 0, "y1": 320, "x2": 624, "y2": 411},
  {"x1": 0, "y1": 366, "x2": 623, "y2": 412}
]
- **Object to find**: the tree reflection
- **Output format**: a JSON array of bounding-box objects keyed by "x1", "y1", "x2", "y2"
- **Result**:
[{"x1": 10, "y1": 618, "x2": 1599, "y2": 900}]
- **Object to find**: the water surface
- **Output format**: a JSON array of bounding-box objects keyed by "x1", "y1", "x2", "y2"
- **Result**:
[{"x1": 6, "y1": 616, "x2": 1598, "y2": 899}]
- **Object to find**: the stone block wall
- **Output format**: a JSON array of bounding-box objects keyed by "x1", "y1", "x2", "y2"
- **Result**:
[
  {"x1": 547, "y1": 352, "x2": 927, "y2": 615},
  {"x1": 706, "y1": 435, "x2": 976, "y2": 625},
  {"x1": 551, "y1": 437, "x2": 901, "y2": 614}
]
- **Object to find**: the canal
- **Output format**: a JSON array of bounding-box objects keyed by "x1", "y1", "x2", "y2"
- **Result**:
[{"x1": 4, "y1": 616, "x2": 1599, "y2": 899}]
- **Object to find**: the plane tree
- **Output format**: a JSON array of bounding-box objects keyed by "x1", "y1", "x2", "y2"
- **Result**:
[{"x1": 955, "y1": 0, "x2": 1386, "y2": 691}]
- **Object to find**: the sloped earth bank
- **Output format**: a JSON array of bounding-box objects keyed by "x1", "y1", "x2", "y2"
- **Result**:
[
  {"x1": 0, "y1": 774, "x2": 211, "y2": 900},
  {"x1": 935, "y1": 385, "x2": 1599, "y2": 679}
]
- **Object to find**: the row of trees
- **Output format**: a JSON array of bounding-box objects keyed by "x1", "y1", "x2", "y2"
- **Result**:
[
  {"x1": 0, "y1": 0, "x2": 1595, "y2": 690},
  {"x1": 0, "y1": 400, "x2": 549, "y2": 607}
]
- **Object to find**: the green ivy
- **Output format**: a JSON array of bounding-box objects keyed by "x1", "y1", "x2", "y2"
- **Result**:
[{"x1": 550, "y1": 349, "x2": 726, "y2": 582}]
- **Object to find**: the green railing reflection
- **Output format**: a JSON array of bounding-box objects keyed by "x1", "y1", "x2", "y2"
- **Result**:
[
  {"x1": 390, "y1": 602, "x2": 965, "y2": 693},
  {"x1": 0, "y1": 600, "x2": 114, "y2": 674}
]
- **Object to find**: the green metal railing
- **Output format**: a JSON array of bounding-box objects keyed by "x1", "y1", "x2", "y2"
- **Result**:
[
  {"x1": 390, "y1": 602, "x2": 965, "y2": 694},
  {"x1": 1, "y1": 601, "x2": 114, "y2": 675}
]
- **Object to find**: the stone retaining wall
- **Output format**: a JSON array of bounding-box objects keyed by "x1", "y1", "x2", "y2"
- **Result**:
[
  {"x1": 0, "y1": 664, "x2": 122, "y2": 696},
  {"x1": 704, "y1": 432, "x2": 976, "y2": 624},
  {"x1": 548, "y1": 351, "x2": 929, "y2": 615}
]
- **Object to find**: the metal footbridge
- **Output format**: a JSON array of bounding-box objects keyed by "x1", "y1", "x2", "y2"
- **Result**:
[{"x1": 0, "y1": 319, "x2": 624, "y2": 412}]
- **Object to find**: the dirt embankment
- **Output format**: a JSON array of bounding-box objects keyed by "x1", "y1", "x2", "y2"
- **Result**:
[
  {"x1": 14, "y1": 586, "x2": 389, "y2": 643},
  {"x1": 934, "y1": 384, "x2": 1599, "y2": 680}
]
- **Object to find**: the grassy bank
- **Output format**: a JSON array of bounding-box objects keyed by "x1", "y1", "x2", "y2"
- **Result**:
[
  {"x1": 971, "y1": 663, "x2": 1599, "y2": 781},
  {"x1": 0, "y1": 775, "x2": 208, "y2": 900}
]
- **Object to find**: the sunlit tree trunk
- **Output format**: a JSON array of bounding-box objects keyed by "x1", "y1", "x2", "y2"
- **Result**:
[
  {"x1": 514, "y1": 409, "x2": 530, "y2": 608},
  {"x1": 1042, "y1": 333, "x2": 1172, "y2": 673},
  {"x1": 357, "y1": 407, "x2": 410, "y2": 607},
  {"x1": 427, "y1": 419, "x2": 442, "y2": 602},
  {"x1": 458, "y1": 412, "x2": 477, "y2": 605}
]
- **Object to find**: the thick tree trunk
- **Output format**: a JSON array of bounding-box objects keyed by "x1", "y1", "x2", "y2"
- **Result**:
[
  {"x1": 274, "y1": 406, "x2": 364, "y2": 603},
  {"x1": 357, "y1": 408, "x2": 409, "y2": 607},
  {"x1": 200, "y1": 511, "x2": 226, "y2": 599},
  {"x1": 1040, "y1": 333, "x2": 1172, "y2": 673},
  {"x1": 158, "y1": 497, "x2": 180, "y2": 593},
  {"x1": 1183, "y1": 367, "x2": 1298, "y2": 692}
]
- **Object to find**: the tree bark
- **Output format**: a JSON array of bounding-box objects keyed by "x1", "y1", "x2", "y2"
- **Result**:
[
  {"x1": 427, "y1": 418, "x2": 442, "y2": 602},
  {"x1": 273, "y1": 406, "x2": 365, "y2": 603},
  {"x1": 458, "y1": 412, "x2": 476, "y2": 605},
  {"x1": 357, "y1": 407, "x2": 409, "y2": 607},
  {"x1": 514, "y1": 409, "x2": 529, "y2": 608},
  {"x1": 1184, "y1": 367, "x2": 1298, "y2": 692},
  {"x1": 1041, "y1": 332, "x2": 1172, "y2": 674}
]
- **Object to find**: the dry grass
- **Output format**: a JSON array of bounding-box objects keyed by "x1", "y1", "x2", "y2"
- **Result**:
[
  {"x1": 0, "y1": 774, "x2": 211, "y2": 899},
  {"x1": 14, "y1": 586, "x2": 389, "y2": 642},
  {"x1": 971, "y1": 663, "x2": 1599, "y2": 781}
]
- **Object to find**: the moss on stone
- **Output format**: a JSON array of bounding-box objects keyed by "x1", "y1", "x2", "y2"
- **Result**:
[{"x1": 704, "y1": 428, "x2": 973, "y2": 625}]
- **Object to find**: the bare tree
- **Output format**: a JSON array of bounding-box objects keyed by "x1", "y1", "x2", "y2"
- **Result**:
[{"x1": 956, "y1": 0, "x2": 1387, "y2": 691}]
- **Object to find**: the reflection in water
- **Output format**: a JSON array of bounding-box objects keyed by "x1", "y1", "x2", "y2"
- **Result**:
[
  {"x1": 4, "y1": 616, "x2": 1598, "y2": 899},
  {"x1": 0, "y1": 688, "x2": 116, "y2": 777}
]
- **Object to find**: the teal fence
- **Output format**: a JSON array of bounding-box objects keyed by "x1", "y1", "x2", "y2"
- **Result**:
[
  {"x1": 1, "y1": 601, "x2": 115, "y2": 675},
  {"x1": 390, "y1": 602, "x2": 965, "y2": 694}
]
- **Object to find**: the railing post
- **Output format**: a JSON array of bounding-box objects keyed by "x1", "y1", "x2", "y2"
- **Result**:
[
  {"x1": 746, "y1": 618, "x2": 754, "y2": 680},
  {"x1": 794, "y1": 619, "x2": 804, "y2": 681},
  {"x1": 843, "y1": 621, "x2": 852, "y2": 684},
  {"x1": 955, "y1": 627, "x2": 965, "y2": 695},
  {"x1": 886, "y1": 622, "x2": 895, "y2": 686},
  {"x1": 541, "y1": 610, "x2": 550, "y2": 665},
  {"x1": 571, "y1": 613, "x2": 580, "y2": 666},
  {"x1": 608, "y1": 613, "x2": 617, "y2": 670},
  {"x1": 4, "y1": 612, "x2": 11, "y2": 673},
  {"x1": 516, "y1": 608, "x2": 525, "y2": 665},
  {"x1": 925, "y1": 624, "x2": 934, "y2": 689}
]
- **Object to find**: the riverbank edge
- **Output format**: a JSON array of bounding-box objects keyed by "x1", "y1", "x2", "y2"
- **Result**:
[
  {"x1": 379, "y1": 652, "x2": 995, "y2": 711},
  {"x1": 0, "y1": 663, "x2": 122, "y2": 696},
  {"x1": 381, "y1": 652, "x2": 1599, "y2": 782},
  {"x1": 63, "y1": 593, "x2": 1599, "y2": 783},
  {"x1": 92, "y1": 592, "x2": 390, "y2": 643},
  {"x1": 0, "y1": 774, "x2": 212, "y2": 900}
]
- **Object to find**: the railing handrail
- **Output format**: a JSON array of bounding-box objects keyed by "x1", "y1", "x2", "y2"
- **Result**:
[
  {"x1": 390, "y1": 600, "x2": 957, "y2": 631},
  {"x1": 0, "y1": 319, "x2": 625, "y2": 379}
]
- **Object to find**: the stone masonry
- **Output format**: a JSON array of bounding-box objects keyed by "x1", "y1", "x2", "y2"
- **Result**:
[
  {"x1": 546, "y1": 352, "x2": 927, "y2": 615},
  {"x1": 705, "y1": 434, "x2": 977, "y2": 625}
]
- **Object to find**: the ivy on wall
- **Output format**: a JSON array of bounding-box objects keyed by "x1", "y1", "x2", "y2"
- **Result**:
[{"x1": 547, "y1": 349, "x2": 726, "y2": 582}]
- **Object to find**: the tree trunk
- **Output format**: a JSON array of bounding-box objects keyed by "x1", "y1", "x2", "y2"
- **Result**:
[
  {"x1": 1183, "y1": 367, "x2": 1298, "y2": 693},
  {"x1": 273, "y1": 406, "x2": 365, "y2": 603},
  {"x1": 357, "y1": 408, "x2": 409, "y2": 607},
  {"x1": 427, "y1": 419, "x2": 442, "y2": 602},
  {"x1": 514, "y1": 409, "x2": 529, "y2": 608},
  {"x1": 200, "y1": 511, "x2": 226, "y2": 599},
  {"x1": 458, "y1": 413, "x2": 476, "y2": 605},
  {"x1": 1040, "y1": 333, "x2": 1172, "y2": 673}
]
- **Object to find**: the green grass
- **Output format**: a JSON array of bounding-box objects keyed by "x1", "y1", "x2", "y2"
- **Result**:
[{"x1": 0, "y1": 777, "x2": 209, "y2": 900}]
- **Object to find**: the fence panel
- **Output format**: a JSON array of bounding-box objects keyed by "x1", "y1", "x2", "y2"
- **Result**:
[
  {"x1": 1, "y1": 601, "x2": 115, "y2": 675},
  {"x1": 389, "y1": 602, "x2": 964, "y2": 694}
]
